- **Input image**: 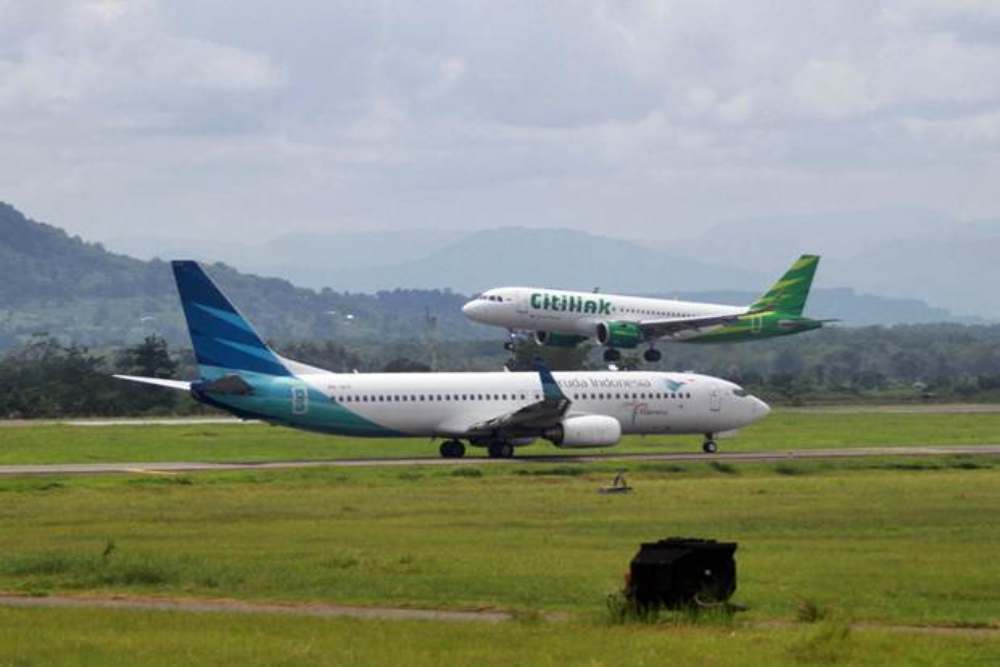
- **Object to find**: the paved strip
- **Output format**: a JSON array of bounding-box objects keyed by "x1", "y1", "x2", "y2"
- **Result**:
[
  {"x1": 784, "y1": 404, "x2": 1000, "y2": 414},
  {"x1": 0, "y1": 418, "x2": 251, "y2": 428},
  {"x1": 63, "y1": 418, "x2": 253, "y2": 427},
  {"x1": 0, "y1": 445, "x2": 997, "y2": 477},
  {"x1": 0, "y1": 594, "x2": 509, "y2": 623},
  {"x1": 1, "y1": 594, "x2": 995, "y2": 636}
]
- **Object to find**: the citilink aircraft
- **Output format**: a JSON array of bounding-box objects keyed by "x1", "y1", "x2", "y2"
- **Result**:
[
  {"x1": 115, "y1": 261, "x2": 770, "y2": 456},
  {"x1": 463, "y1": 255, "x2": 833, "y2": 363}
]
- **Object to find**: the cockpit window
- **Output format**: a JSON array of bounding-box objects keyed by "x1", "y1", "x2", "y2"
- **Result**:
[{"x1": 732, "y1": 387, "x2": 748, "y2": 397}]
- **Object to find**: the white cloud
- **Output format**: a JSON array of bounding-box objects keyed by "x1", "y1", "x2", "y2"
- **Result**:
[
  {"x1": 902, "y1": 110, "x2": 1000, "y2": 144},
  {"x1": 1, "y1": 0, "x2": 999, "y2": 243},
  {"x1": 0, "y1": 0, "x2": 284, "y2": 116}
]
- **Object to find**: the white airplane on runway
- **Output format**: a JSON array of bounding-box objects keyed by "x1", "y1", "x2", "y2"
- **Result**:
[{"x1": 115, "y1": 261, "x2": 770, "y2": 457}]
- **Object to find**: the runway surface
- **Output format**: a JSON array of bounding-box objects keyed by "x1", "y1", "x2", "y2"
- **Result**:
[
  {"x1": 0, "y1": 594, "x2": 995, "y2": 635},
  {"x1": 0, "y1": 444, "x2": 997, "y2": 477},
  {"x1": 0, "y1": 594, "x2": 510, "y2": 623}
]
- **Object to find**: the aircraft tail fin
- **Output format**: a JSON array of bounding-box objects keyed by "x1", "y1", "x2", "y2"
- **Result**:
[
  {"x1": 171, "y1": 261, "x2": 291, "y2": 378},
  {"x1": 749, "y1": 255, "x2": 820, "y2": 317}
]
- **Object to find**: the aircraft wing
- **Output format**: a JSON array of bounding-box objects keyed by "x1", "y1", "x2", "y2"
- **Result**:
[
  {"x1": 113, "y1": 375, "x2": 192, "y2": 391},
  {"x1": 637, "y1": 311, "x2": 749, "y2": 339},
  {"x1": 463, "y1": 360, "x2": 571, "y2": 437}
]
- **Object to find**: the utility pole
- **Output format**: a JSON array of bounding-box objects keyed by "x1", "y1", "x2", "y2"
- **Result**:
[{"x1": 425, "y1": 307, "x2": 439, "y2": 371}]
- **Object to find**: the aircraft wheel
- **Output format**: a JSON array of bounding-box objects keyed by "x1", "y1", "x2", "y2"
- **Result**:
[
  {"x1": 603, "y1": 348, "x2": 621, "y2": 362},
  {"x1": 440, "y1": 440, "x2": 466, "y2": 458},
  {"x1": 643, "y1": 348, "x2": 662, "y2": 363},
  {"x1": 702, "y1": 440, "x2": 718, "y2": 454},
  {"x1": 503, "y1": 341, "x2": 515, "y2": 352},
  {"x1": 488, "y1": 442, "x2": 514, "y2": 459}
]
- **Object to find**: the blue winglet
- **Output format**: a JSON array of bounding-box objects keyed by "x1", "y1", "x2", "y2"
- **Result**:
[{"x1": 532, "y1": 357, "x2": 568, "y2": 402}]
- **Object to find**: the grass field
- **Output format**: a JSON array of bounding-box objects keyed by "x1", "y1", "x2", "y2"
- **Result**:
[
  {"x1": 0, "y1": 408, "x2": 999, "y2": 464},
  {"x1": 0, "y1": 414, "x2": 997, "y2": 664},
  {"x1": 0, "y1": 606, "x2": 996, "y2": 666}
]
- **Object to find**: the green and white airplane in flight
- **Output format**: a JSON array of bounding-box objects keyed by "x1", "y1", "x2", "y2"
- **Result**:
[
  {"x1": 114, "y1": 261, "x2": 770, "y2": 456},
  {"x1": 463, "y1": 255, "x2": 833, "y2": 363}
]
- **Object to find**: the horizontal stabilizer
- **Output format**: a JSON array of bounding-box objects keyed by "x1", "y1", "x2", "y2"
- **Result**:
[
  {"x1": 200, "y1": 374, "x2": 254, "y2": 395},
  {"x1": 113, "y1": 375, "x2": 192, "y2": 391}
]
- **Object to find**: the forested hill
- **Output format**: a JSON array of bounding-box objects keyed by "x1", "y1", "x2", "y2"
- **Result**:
[
  {"x1": 0, "y1": 202, "x2": 977, "y2": 351},
  {"x1": 0, "y1": 201, "x2": 169, "y2": 304},
  {"x1": 0, "y1": 203, "x2": 487, "y2": 350}
]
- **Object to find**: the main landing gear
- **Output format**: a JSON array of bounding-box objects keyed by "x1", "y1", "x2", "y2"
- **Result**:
[
  {"x1": 439, "y1": 440, "x2": 466, "y2": 458},
  {"x1": 643, "y1": 347, "x2": 662, "y2": 363},
  {"x1": 503, "y1": 330, "x2": 521, "y2": 370},
  {"x1": 603, "y1": 348, "x2": 622, "y2": 363},
  {"x1": 702, "y1": 434, "x2": 718, "y2": 454},
  {"x1": 488, "y1": 441, "x2": 515, "y2": 459}
]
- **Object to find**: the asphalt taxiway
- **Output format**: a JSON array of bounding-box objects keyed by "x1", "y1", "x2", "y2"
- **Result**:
[{"x1": 0, "y1": 444, "x2": 997, "y2": 477}]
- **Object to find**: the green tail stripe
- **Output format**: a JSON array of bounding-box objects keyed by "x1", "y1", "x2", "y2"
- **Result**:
[{"x1": 749, "y1": 255, "x2": 820, "y2": 317}]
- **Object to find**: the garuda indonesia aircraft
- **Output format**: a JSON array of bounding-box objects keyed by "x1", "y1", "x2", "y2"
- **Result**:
[
  {"x1": 115, "y1": 262, "x2": 770, "y2": 456},
  {"x1": 463, "y1": 255, "x2": 833, "y2": 363}
]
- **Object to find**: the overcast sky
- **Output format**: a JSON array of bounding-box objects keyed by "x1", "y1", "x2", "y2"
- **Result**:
[{"x1": 2, "y1": 0, "x2": 999, "y2": 243}]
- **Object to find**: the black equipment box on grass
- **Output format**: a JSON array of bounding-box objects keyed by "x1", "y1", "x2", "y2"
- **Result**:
[{"x1": 627, "y1": 537, "x2": 738, "y2": 608}]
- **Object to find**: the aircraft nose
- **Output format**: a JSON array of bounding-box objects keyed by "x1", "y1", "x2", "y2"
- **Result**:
[
  {"x1": 752, "y1": 396, "x2": 771, "y2": 418},
  {"x1": 462, "y1": 300, "x2": 479, "y2": 319}
]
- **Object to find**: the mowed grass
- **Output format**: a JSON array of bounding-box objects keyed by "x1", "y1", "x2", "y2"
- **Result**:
[
  {"x1": 0, "y1": 408, "x2": 999, "y2": 464},
  {"x1": 0, "y1": 460, "x2": 997, "y2": 629},
  {"x1": 0, "y1": 606, "x2": 997, "y2": 666}
]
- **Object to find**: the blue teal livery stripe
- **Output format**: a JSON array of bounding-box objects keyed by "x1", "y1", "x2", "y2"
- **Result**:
[{"x1": 172, "y1": 261, "x2": 291, "y2": 377}]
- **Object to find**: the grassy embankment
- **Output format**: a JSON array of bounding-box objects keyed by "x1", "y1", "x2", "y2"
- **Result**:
[
  {"x1": 0, "y1": 414, "x2": 997, "y2": 664},
  {"x1": 0, "y1": 606, "x2": 996, "y2": 666},
  {"x1": 0, "y1": 460, "x2": 996, "y2": 624},
  {"x1": 0, "y1": 409, "x2": 999, "y2": 464}
]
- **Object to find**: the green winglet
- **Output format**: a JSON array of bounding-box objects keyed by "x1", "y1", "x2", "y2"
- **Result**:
[{"x1": 749, "y1": 255, "x2": 820, "y2": 317}]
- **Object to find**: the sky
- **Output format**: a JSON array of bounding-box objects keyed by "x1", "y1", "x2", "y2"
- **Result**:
[{"x1": 2, "y1": 0, "x2": 1000, "y2": 243}]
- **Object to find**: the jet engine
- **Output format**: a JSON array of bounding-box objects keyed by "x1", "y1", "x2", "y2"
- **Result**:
[
  {"x1": 596, "y1": 321, "x2": 642, "y2": 349},
  {"x1": 534, "y1": 331, "x2": 589, "y2": 348},
  {"x1": 544, "y1": 415, "x2": 622, "y2": 448}
]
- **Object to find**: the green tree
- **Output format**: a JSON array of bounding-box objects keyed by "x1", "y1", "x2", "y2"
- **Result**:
[{"x1": 115, "y1": 336, "x2": 178, "y2": 412}]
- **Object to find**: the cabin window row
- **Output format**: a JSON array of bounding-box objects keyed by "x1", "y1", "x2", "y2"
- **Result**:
[
  {"x1": 335, "y1": 393, "x2": 538, "y2": 403},
  {"x1": 571, "y1": 391, "x2": 691, "y2": 400},
  {"x1": 622, "y1": 309, "x2": 687, "y2": 317}
]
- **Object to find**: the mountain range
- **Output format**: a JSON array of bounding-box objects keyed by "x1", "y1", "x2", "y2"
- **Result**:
[
  {"x1": 109, "y1": 210, "x2": 999, "y2": 320},
  {"x1": 0, "y1": 201, "x2": 984, "y2": 351}
]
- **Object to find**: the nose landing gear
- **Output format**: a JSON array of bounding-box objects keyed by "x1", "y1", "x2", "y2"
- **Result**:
[{"x1": 702, "y1": 434, "x2": 718, "y2": 454}]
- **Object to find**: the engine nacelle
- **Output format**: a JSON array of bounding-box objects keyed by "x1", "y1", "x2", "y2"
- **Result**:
[
  {"x1": 544, "y1": 415, "x2": 622, "y2": 448},
  {"x1": 596, "y1": 321, "x2": 642, "y2": 349},
  {"x1": 534, "y1": 331, "x2": 588, "y2": 348}
]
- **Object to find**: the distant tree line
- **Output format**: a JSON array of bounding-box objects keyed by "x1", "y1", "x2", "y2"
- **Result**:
[
  {"x1": 2, "y1": 323, "x2": 1000, "y2": 418},
  {"x1": 0, "y1": 336, "x2": 191, "y2": 419}
]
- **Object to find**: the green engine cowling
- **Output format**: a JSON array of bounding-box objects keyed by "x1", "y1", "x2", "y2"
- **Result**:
[
  {"x1": 596, "y1": 321, "x2": 642, "y2": 349},
  {"x1": 534, "y1": 331, "x2": 588, "y2": 348}
]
